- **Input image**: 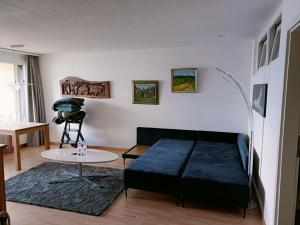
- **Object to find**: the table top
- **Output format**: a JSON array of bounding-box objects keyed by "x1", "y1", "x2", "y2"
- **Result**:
[
  {"x1": 41, "y1": 148, "x2": 119, "y2": 164},
  {"x1": 0, "y1": 122, "x2": 48, "y2": 132}
]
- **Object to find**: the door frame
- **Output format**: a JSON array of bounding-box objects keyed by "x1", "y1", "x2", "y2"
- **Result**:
[{"x1": 275, "y1": 18, "x2": 300, "y2": 225}]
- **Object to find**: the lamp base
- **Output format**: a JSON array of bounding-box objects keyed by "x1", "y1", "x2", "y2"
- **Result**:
[{"x1": 248, "y1": 199, "x2": 257, "y2": 209}]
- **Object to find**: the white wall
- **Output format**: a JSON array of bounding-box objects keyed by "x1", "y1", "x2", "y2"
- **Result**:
[
  {"x1": 252, "y1": 1, "x2": 300, "y2": 225},
  {"x1": 40, "y1": 41, "x2": 253, "y2": 148},
  {"x1": 252, "y1": 7, "x2": 287, "y2": 225},
  {"x1": 252, "y1": 61, "x2": 284, "y2": 225},
  {"x1": 283, "y1": 0, "x2": 300, "y2": 24}
]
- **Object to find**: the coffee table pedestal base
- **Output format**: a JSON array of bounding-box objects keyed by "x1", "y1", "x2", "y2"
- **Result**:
[{"x1": 49, "y1": 163, "x2": 102, "y2": 187}]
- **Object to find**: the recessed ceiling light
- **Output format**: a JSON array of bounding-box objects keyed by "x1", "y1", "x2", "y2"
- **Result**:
[{"x1": 10, "y1": 44, "x2": 24, "y2": 48}]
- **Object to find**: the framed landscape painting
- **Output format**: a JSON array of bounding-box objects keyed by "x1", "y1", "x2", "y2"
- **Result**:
[
  {"x1": 252, "y1": 84, "x2": 268, "y2": 117},
  {"x1": 171, "y1": 68, "x2": 197, "y2": 93},
  {"x1": 132, "y1": 80, "x2": 159, "y2": 104}
]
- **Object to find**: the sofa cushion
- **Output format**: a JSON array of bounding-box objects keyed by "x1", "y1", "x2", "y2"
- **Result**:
[
  {"x1": 181, "y1": 141, "x2": 249, "y2": 207},
  {"x1": 124, "y1": 138, "x2": 195, "y2": 193}
]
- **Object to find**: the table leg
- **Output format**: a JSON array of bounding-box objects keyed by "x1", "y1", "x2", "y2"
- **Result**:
[
  {"x1": 44, "y1": 125, "x2": 50, "y2": 150},
  {"x1": 6, "y1": 136, "x2": 13, "y2": 153},
  {"x1": 49, "y1": 163, "x2": 104, "y2": 187},
  {"x1": 0, "y1": 147, "x2": 6, "y2": 212},
  {"x1": 12, "y1": 133, "x2": 21, "y2": 171}
]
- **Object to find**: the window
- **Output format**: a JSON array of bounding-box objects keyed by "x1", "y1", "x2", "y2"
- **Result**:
[
  {"x1": 0, "y1": 63, "x2": 26, "y2": 122},
  {"x1": 270, "y1": 20, "x2": 281, "y2": 61},
  {"x1": 258, "y1": 36, "x2": 268, "y2": 68},
  {"x1": 16, "y1": 65, "x2": 28, "y2": 122}
]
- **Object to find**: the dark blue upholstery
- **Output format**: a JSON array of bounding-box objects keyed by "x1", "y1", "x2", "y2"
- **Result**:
[
  {"x1": 237, "y1": 134, "x2": 249, "y2": 173},
  {"x1": 181, "y1": 141, "x2": 249, "y2": 208},
  {"x1": 124, "y1": 138, "x2": 195, "y2": 194},
  {"x1": 124, "y1": 127, "x2": 250, "y2": 210},
  {"x1": 136, "y1": 127, "x2": 198, "y2": 146},
  {"x1": 197, "y1": 130, "x2": 239, "y2": 144}
]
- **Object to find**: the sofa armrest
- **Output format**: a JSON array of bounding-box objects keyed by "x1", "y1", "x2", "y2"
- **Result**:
[{"x1": 237, "y1": 134, "x2": 249, "y2": 173}]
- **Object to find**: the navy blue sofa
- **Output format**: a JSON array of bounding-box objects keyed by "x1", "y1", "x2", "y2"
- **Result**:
[
  {"x1": 124, "y1": 138, "x2": 195, "y2": 196},
  {"x1": 123, "y1": 127, "x2": 249, "y2": 216}
]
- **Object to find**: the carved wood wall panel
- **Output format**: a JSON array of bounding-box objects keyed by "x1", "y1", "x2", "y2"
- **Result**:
[{"x1": 60, "y1": 77, "x2": 110, "y2": 99}]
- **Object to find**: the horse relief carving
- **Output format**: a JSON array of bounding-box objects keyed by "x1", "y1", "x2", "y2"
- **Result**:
[{"x1": 60, "y1": 77, "x2": 110, "y2": 99}]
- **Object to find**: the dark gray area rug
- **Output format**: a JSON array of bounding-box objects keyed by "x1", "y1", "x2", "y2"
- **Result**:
[{"x1": 5, "y1": 162, "x2": 124, "y2": 216}]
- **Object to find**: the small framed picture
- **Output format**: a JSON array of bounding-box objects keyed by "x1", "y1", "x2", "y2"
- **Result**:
[
  {"x1": 252, "y1": 84, "x2": 268, "y2": 117},
  {"x1": 132, "y1": 80, "x2": 159, "y2": 104},
  {"x1": 171, "y1": 68, "x2": 197, "y2": 93}
]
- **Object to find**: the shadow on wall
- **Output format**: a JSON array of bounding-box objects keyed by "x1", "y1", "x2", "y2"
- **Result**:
[{"x1": 253, "y1": 149, "x2": 265, "y2": 209}]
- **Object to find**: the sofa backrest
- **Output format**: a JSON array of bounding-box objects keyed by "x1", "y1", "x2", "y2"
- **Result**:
[
  {"x1": 136, "y1": 127, "x2": 198, "y2": 146},
  {"x1": 136, "y1": 127, "x2": 239, "y2": 145},
  {"x1": 197, "y1": 131, "x2": 239, "y2": 144},
  {"x1": 237, "y1": 134, "x2": 249, "y2": 173}
]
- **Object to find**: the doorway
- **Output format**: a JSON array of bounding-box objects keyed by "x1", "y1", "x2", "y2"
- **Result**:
[
  {"x1": 275, "y1": 22, "x2": 300, "y2": 225},
  {"x1": 295, "y1": 26, "x2": 300, "y2": 224}
]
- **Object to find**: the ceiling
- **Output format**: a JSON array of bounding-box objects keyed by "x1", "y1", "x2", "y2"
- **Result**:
[{"x1": 0, "y1": 0, "x2": 281, "y2": 54}]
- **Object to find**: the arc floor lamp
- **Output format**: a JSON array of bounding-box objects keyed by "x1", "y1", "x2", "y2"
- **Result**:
[{"x1": 215, "y1": 67, "x2": 257, "y2": 209}]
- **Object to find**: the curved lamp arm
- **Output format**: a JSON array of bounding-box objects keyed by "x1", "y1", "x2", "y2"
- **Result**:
[
  {"x1": 215, "y1": 67, "x2": 256, "y2": 209},
  {"x1": 215, "y1": 68, "x2": 253, "y2": 131}
]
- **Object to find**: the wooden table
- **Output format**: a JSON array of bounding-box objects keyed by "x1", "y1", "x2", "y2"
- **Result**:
[
  {"x1": 0, "y1": 144, "x2": 7, "y2": 213},
  {"x1": 0, "y1": 122, "x2": 50, "y2": 170}
]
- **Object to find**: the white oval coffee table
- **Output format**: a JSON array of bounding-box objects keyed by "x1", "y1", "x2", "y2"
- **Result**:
[{"x1": 41, "y1": 148, "x2": 119, "y2": 186}]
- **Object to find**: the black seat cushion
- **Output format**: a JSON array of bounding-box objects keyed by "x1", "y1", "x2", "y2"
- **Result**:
[
  {"x1": 181, "y1": 141, "x2": 249, "y2": 207},
  {"x1": 124, "y1": 138, "x2": 195, "y2": 194}
]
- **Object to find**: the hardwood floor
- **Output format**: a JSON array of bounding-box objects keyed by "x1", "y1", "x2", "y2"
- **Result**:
[{"x1": 3, "y1": 145, "x2": 263, "y2": 225}]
